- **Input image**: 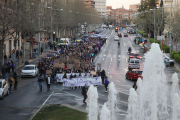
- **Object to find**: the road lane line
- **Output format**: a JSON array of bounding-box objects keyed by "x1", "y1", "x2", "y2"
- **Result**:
[
  {"x1": 30, "y1": 91, "x2": 54, "y2": 120},
  {"x1": 116, "y1": 80, "x2": 120, "y2": 82},
  {"x1": 118, "y1": 90, "x2": 129, "y2": 95}
]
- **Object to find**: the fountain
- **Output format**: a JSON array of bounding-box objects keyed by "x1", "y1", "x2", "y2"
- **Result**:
[
  {"x1": 107, "y1": 82, "x2": 118, "y2": 120},
  {"x1": 86, "y1": 85, "x2": 98, "y2": 120},
  {"x1": 100, "y1": 103, "x2": 111, "y2": 120},
  {"x1": 126, "y1": 43, "x2": 180, "y2": 120}
]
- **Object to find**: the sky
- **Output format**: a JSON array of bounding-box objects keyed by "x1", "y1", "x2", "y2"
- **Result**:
[{"x1": 106, "y1": 0, "x2": 140, "y2": 9}]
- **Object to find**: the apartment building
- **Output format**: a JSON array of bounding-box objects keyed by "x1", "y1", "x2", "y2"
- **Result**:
[
  {"x1": 84, "y1": 0, "x2": 95, "y2": 8},
  {"x1": 94, "y1": 0, "x2": 106, "y2": 17},
  {"x1": 106, "y1": 6, "x2": 136, "y2": 25},
  {"x1": 129, "y1": 3, "x2": 141, "y2": 12}
]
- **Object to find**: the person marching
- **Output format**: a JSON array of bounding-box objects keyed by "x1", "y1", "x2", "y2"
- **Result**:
[
  {"x1": 38, "y1": 75, "x2": 44, "y2": 91},
  {"x1": 13, "y1": 71, "x2": 18, "y2": 89},
  {"x1": 104, "y1": 76, "x2": 110, "y2": 93},
  {"x1": 46, "y1": 75, "x2": 51, "y2": 91},
  {"x1": 82, "y1": 84, "x2": 88, "y2": 104},
  {"x1": 100, "y1": 69, "x2": 106, "y2": 85},
  {"x1": 9, "y1": 75, "x2": 14, "y2": 91}
]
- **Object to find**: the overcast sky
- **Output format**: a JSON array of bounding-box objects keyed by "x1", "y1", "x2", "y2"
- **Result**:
[{"x1": 106, "y1": 0, "x2": 140, "y2": 9}]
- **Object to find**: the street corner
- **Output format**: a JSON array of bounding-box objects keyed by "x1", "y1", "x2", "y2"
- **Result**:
[{"x1": 174, "y1": 66, "x2": 180, "y2": 72}]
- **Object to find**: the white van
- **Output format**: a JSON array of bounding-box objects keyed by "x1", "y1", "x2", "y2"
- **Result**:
[{"x1": 59, "y1": 38, "x2": 70, "y2": 46}]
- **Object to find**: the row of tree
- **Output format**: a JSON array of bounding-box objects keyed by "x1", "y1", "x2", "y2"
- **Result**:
[{"x1": 0, "y1": 0, "x2": 102, "y2": 64}]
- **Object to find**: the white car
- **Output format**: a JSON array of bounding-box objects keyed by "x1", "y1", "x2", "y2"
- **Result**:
[
  {"x1": 163, "y1": 54, "x2": 174, "y2": 66},
  {"x1": 114, "y1": 36, "x2": 119, "y2": 41},
  {"x1": 0, "y1": 79, "x2": 9, "y2": 99},
  {"x1": 21, "y1": 65, "x2": 39, "y2": 77}
]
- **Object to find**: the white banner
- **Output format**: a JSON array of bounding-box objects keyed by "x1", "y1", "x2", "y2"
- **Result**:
[
  {"x1": 62, "y1": 77, "x2": 101, "y2": 88},
  {"x1": 56, "y1": 73, "x2": 90, "y2": 82}
]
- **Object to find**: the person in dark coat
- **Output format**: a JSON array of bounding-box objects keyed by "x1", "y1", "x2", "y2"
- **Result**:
[
  {"x1": 2, "y1": 66, "x2": 6, "y2": 79},
  {"x1": 133, "y1": 81, "x2": 137, "y2": 90},
  {"x1": 13, "y1": 72, "x2": 18, "y2": 89},
  {"x1": 25, "y1": 61, "x2": 29, "y2": 65},
  {"x1": 41, "y1": 47, "x2": 43, "y2": 54},
  {"x1": 104, "y1": 76, "x2": 110, "y2": 93},
  {"x1": 100, "y1": 69, "x2": 106, "y2": 85},
  {"x1": 82, "y1": 84, "x2": 88, "y2": 103}
]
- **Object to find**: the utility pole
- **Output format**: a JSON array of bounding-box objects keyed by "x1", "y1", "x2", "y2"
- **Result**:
[
  {"x1": 50, "y1": 1, "x2": 53, "y2": 43},
  {"x1": 154, "y1": 9, "x2": 156, "y2": 43}
]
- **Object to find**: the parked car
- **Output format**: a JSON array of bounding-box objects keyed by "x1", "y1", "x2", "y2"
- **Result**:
[
  {"x1": 47, "y1": 53, "x2": 56, "y2": 59},
  {"x1": 21, "y1": 65, "x2": 39, "y2": 77},
  {"x1": 128, "y1": 58, "x2": 140, "y2": 70},
  {"x1": 40, "y1": 57, "x2": 50, "y2": 61},
  {"x1": 163, "y1": 54, "x2": 174, "y2": 67},
  {"x1": 51, "y1": 51, "x2": 60, "y2": 58},
  {"x1": 95, "y1": 31, "x2": 99, "y2": 34},
  {"x1": 126, "y1": 69, "x2": 143, "y2": 80},
  {"x1": 114, "y1": 36, "x2": 119, "y2": 41},
  {"x1": 0, "y1": 79, "x2": 9, "y2": 99},
  {"x1": 101, "y1": 35, "x2": 108, "y2": 40}
]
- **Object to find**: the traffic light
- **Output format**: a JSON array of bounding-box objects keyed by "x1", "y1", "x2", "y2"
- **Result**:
[{"x1": 115, "y1": 27, "x2": 118, "y2": 32}]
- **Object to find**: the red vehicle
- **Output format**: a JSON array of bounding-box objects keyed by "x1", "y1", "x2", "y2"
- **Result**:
[{"x1": 126, "y1": 69, "x2": 143, "y2": 80}]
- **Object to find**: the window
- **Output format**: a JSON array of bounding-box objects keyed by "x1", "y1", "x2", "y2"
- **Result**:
[
  {"x1": 23, "y1": 66, "x2": 35, "y2": 70},
  {"x1": 135, "y1": 71, "x2": 143, "y2": 74},
  {"x1": 135, "y1": 60, "x2": 139, "y2": 63}
]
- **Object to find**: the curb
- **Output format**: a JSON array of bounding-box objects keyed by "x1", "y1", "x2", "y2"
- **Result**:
[{"x1": 174, "y1": 66, "x2": 180, "y2": 72}]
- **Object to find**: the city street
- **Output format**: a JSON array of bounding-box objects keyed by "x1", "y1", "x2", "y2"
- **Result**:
[{"x1": 0, "y1": 29, "x2": 179, "y2": 120}]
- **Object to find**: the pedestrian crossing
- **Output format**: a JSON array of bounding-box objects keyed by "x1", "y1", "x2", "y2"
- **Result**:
[{"x1": 99, "y1": 54, "x2": 127, "y2": 58}]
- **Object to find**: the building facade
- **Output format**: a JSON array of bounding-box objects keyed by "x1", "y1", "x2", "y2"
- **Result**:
[
  {"x1": 106, "y1": 6, "x2": 136, "y2": 25},
  {"x1": 94, "y1": 0, "x2": 106, "y2": 17},
  {"x1": 129, "y1": 3, "x2": 140, "y2": 12}
]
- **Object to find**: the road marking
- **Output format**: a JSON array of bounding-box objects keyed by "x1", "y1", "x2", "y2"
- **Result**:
[
  {"x1": 118, "y1": 90, "x2": 129, "y2": 95},
  {"x1": 116, "y1": 80, "x2": 120, "y2": 82},
  {"x1": 30, "y1": 91, "x2": 54, "y2": 120},
  {"x1": 111, "y1": 57, "x2": 112, "y2": 62},
  {"x1": 109, "y1": 66, "x2": 110, "y2": 67},
  {"x1": 110, "y1": 76, "x2": 112, "y2": 78}
]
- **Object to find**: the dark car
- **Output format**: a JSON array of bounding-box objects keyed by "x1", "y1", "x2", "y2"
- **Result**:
[
  {"x1": 117, "y1": 33, "x2": 122, "y2": 37},
  {"x1": 51, "y1": 51, "x2": 60, "y2": 58},
  {"x1": 129, "y1": 53, "x2": 140, "y2": 60},
  {"x1": 40, "y1": 57, "x2": 49, "y2": 61},
  {"x1": 126, "y1": 69, "x2": 143, "y2": 80},
  {"x1": 47, "y1": 53, "x2": 56, "y2": 59},
  {"x1": 95, "y1": 31, "x2": 99, "y2": 34}
]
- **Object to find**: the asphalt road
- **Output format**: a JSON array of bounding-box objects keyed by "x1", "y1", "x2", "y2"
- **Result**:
[{"x1": 0, "y1": 29, "x2": 178, "y2": 120}]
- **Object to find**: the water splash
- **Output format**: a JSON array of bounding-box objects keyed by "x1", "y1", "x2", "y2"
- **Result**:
[
  {"x1": 126, "y1": 43, "x2": 180, "y2": 120},
  {"x1": 107, "y1": 82, "x2": 118, "y2": 120},
  {"x1": 100, "y1": 103, "x2": 111, "y2": 120},
  {"x1": 171, "y1": 73, "x2": 179, "y2": 94},
  {"x1": 126, "y1": 88, "x2": 139, "y2": 120},
  {"x1": 86, "y1": 85, "x2": 98, "y2": 120}
]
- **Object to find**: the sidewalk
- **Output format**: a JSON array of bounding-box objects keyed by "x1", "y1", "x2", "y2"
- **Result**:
[
  {"x1": 145, "y1": 38, "x2": 180, "y2": 72},
  {"x1": 1, "y1": 48, "x2": 51, "y2": 73}
]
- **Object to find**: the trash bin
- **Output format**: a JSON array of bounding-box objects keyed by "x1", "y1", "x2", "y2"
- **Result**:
[{"x1": 33, "y1": 52, "x2": 36, "y2": 58}]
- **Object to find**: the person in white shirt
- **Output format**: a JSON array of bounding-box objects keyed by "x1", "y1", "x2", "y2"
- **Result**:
[{"x1": 46, "y1": 75, "x2": 51, "y2": 90}]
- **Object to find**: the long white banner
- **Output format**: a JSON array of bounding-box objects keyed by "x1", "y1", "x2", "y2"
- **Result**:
[{"x1": 62, "y1": 77, "x2": 102, "y2": 87}]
